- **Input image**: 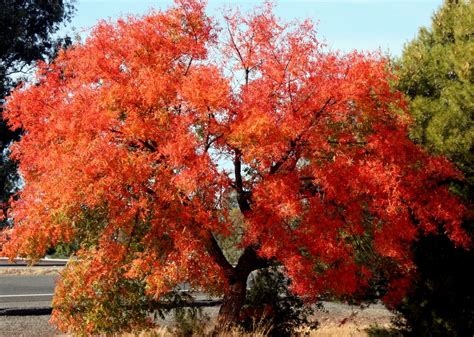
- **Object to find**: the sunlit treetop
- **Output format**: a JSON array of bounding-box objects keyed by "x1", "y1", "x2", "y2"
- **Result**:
[{"x1": 1, "y1": 0, "x2": 470, "y2": 333}]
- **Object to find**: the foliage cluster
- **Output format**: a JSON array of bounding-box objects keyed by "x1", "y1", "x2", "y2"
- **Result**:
[{"x1": 0, "y1": 0, "x2": 75, "y2": 227}]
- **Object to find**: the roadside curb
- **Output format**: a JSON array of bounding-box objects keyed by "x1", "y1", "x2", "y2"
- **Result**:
[
  {"x1": 0, "y1": 257, "x2": 68, "y2": 267},
  {"x1": 0, "y1": 267, "x2": 63, "y2": 276},
  {"x1": 0, "y1": 307, "x2": 52, "y2": 316}
]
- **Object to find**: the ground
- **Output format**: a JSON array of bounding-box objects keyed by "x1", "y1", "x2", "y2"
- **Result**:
[
  {"x1": 0, "y1": 267, "x2": 395, "y2": 336},
  {"x1": 0, "y1": 301, "x2": 394, "y2": 337}
]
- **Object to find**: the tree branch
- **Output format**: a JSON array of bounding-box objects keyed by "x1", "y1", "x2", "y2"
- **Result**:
[
  {"x1": 270, "y1": 136, "x2": 301, "y2": 174},
  {"x1": 269, "y1": 97, "x2": 335, "y2": 175},
  {"x1": 233, "y1": 149, "x2": 251, "y2": 212},
  {"x1": 137, "y1": 138, "x2": 157, "y2": 152},
  {"x1": 206, "y1": 232, "x2": 234, "y2": 279},
  {"x1": 235, "y1": 244, "x2": 270, "y2": 278},
  {"x1": 184, "y1": 57, "x2": 193, "y2": 76}
]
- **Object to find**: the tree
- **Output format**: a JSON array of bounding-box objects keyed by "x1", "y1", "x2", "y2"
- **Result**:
[
  {"x1": 395, "y1": 1, "x2": 474, "y2": 335},
  {"x1": 1, "y1": 1, "x2": 470, "y2": 334},
  {"x1": 0, "y1": 0, "x2": 75, "y2": 227},
  {"x1": 397, "y1": 0, "x2": 473, "y2": 199}
]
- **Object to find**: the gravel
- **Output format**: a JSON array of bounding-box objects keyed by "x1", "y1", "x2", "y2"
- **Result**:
[{"x1": 0, "y1": 315, "x2": 60, "y2": 337}]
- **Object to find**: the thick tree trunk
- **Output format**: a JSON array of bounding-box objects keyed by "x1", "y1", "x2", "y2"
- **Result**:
[
  {"x1": 208, "y1": 238, "x2": 270, "y2": 334},
  {"x1": 215, "y1": 272, "x2": 249, "y2": 331}
]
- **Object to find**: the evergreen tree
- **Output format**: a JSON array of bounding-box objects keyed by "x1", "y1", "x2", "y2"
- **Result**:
[
  {"x1": 396, "y1": 1, "x2": 474, "y2": 336},
  {"x1": 398, "y1": 0, "x2": 473, "y2": 199}
]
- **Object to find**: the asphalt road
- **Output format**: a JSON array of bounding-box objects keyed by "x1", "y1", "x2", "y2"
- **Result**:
[
  {"x1": 0, "y1": 274, "x2": 218, "y2": 312},
  {"x1": 0, "y1": 275, "x2": 56, "y2": 308}
]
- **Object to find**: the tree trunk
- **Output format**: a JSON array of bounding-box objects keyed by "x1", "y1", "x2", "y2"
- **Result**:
[
  {"x1": 206, "y1": 233, "x2": 270, "y2": 334},
  {"x1": 215, "y1": 271, "x2": 249, "y2": 331},
  {"x1": 213, "y1": 245, "x2": 271, "y2": 334}
]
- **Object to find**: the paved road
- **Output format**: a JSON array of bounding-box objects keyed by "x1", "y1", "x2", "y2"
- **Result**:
[
  {"x1": 0, "y1": 275, "x2": 56, "y2": 308},
  {"x1": 0, "y1": 275, "x2": 217, "y2": 311}
]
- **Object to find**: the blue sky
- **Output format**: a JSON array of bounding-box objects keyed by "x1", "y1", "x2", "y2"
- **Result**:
[{"x1": 67, "y1": 0, "x2": 443, "y2": 57}]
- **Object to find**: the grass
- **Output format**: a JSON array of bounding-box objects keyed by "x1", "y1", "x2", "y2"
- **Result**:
[
  {"x1": 309, "y1": 325, "x2": 370, "y2": 337},
  {"x1": 111, "y1": 326, "x2": 270, "y2": 337},
  {"x1": 48, "y1": 300, "x2": 395, "y2": 336}
]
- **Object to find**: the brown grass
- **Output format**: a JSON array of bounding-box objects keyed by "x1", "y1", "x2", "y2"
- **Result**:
[
  {"x1": 54, "y1": 304, "x2": 394, "y2": 336},
  {"x1": 111, "y1": 324, "x2": 383, "y2": 337},
  {"x1": 309, "y1": 324, "x2": 369, "y2": 337},
  {"x1": 116, "y1": 326, "x2": 271, "y2": 337}
]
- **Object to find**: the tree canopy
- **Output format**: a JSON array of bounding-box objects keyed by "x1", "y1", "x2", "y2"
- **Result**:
[
  {"x1": 1, "y1": 0, "x2": 75, "y2": 227},
  {"x1": 1, "y1": 0, "x2": 470, "y2": 333}
]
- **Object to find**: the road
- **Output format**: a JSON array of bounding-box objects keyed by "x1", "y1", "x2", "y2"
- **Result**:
[
  {"x1": 0, "y1": 274, "x2": 218, "y2": 312},
  {"x1": 0, "y1": 275, "x2": 56, "y2": 309}
]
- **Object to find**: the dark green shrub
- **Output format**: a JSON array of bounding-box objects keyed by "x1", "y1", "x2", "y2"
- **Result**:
[
  {"x1": 240, "y1": 267, "x2": 319, "y2": 337},
  {"x1": 393, "y1": 232, "x2": 474, "y2": 337},
  {"x1": 171, "y1": 307, "x2": 210, "y2": 337}
]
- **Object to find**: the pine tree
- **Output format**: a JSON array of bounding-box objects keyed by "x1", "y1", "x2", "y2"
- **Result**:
[
  {"x1": 398, "y1": 0, "x2": 473, "y2": 199},
  {"x1": 396, "y1": 1, "x2": 474, "y2": 335}
]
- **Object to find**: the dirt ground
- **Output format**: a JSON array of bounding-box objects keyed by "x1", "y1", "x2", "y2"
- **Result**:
[
  {"x1": 0, "y1": 301, "x2": 394, "y2": 337},
  {"x1": 0, "y1": 267, "x2": 395, "y2": 336}
]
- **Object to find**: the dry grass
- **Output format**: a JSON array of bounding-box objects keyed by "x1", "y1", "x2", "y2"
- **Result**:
[
  {"x1": 55, "y1": 303, "x2": 394, "y2": 336},
  {"x1": 116, "y1": 326, "x2": 271, "y2": 337},
  {"x1": 112, "y1": 324, "x2": 380, "y2": 337},
  {"x1": 55, "y1": 320, "x2": 397, "y2": 337},
  {"x1": 0, "y1": 266, "x2": 63, "y2": 275},
  {"x1": 309, "y1": 324, "x2": 369, "y2": 337}
]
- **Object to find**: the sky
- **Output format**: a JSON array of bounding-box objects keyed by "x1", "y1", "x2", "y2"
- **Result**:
[{"x1": 66, "y1": 0, "x2": 444, "y2": 57}]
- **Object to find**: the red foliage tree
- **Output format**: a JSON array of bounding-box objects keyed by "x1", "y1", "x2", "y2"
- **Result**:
[{"x1": 1, "y1": 0, "x2": 469, "y2": 333}]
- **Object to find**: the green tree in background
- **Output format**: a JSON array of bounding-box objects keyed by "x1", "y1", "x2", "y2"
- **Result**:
[
  {"x1": 0, "y1": 0, "x2": 75, "y2": 227},
  {"x1": 396, "y1": 1, "x2": 474, "y2": 336},
  {"x1": 397, "y1": 0, "x2": 473, "y2": 198}
]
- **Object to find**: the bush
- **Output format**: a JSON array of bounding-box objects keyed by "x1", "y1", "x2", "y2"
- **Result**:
[
  {"x1": 239, "y1": 267, "x2": 319, "y2": 337},
  {"x1": 170, "y1": 307, "x2": 210, "y2": 337},
  {"x1": 393, "y1": 233, "x2": 474, "y2": 337}
]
